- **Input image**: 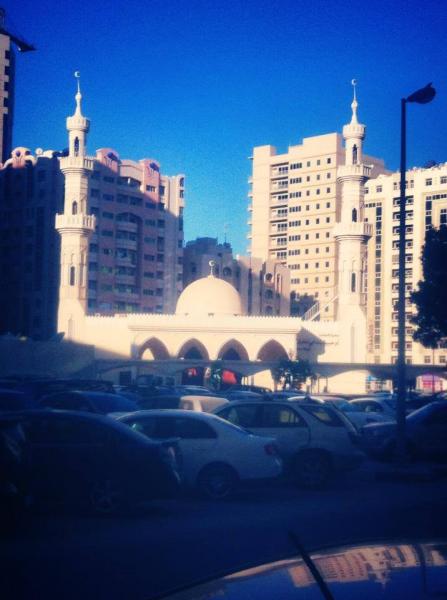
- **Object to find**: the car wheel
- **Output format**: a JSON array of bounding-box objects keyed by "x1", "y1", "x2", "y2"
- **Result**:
[
  {"x1": 89, "y1": 479, "x2": 125, "y2": 514},
  {"x1": 197, "y1": 464, "x2": 238, "y2": 500},
  {"x1": 294, "y1": 451, "x2": 332, "y2": 488}
]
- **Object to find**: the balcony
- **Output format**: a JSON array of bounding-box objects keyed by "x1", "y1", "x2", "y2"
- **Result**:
[{"x1": 56, "y1": 214, "x2": 96, "y2": 232}]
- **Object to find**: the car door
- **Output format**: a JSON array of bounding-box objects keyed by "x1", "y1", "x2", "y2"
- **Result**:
[
  {"x1": 217, "y1": 403, "x2": 263, "y2": 430},
  {"x1": 23, "y1": 415, "x2": 108, "y2": 501},
  {"x1": 169, "y1": 417, "x2": 219, "y2": 482},
  {"x1": 250, "y1": 404, "x2": 310, "y2": 458}
]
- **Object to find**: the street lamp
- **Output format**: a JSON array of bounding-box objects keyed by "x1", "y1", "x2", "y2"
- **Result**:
[{"x1": 396, "y1": 83, "x2": 436, "y2": 463}]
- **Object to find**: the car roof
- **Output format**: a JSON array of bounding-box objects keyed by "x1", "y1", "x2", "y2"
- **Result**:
[
  {"x1": 118, "y1": 408, "x2": 220, "y2": 420},
  {"x1": 2, "y1": 409, "x2": 160, "y2": 442}
]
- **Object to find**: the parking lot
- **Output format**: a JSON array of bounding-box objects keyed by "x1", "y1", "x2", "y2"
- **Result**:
[{"x1": 2, "y1": 461, "x2": 447, "y2": 600}]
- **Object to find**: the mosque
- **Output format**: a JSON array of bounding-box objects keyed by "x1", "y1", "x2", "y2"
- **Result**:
[{"x1": 55, "y1": 78, "x2": 383, "y2": 393}]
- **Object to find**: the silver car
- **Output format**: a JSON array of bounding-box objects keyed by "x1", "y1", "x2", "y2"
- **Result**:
[{"x1": 214, "y1": 400, "x2": 363, "y2": 488}]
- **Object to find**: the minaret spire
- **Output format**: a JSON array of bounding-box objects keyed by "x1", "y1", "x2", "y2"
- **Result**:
[
  {"x1": 74, "y1": 70, "x2": 82, "y2": 116},
  {"x1": 66, "y1": 70, "x2": 90, "y2": 158},
  {"x1": 350, "y1": 78, "x2": 359, "y2": 124}
]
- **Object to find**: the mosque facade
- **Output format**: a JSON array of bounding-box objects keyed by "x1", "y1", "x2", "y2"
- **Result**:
[{"x1": 56, "y1": 78, "x2": 379, "y2": 392}]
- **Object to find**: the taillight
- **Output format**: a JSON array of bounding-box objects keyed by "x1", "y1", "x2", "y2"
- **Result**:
[{"x1": 264, "y1": 443, "x2": 278, "y2": 456}]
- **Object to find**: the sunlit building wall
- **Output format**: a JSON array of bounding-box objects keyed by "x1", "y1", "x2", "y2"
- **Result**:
[
  {"x1": 365, "y1": 163, "x2": 447, "y2": 368},
  {"x1": 249, "y1": 133, "x2": 386, "y2": 319}
]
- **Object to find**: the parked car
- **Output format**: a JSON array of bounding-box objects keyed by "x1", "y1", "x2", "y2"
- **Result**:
[
  {"x1": 7, "y1": 410, "x2": 181, "y2": 513},
  {"x1": 0, "y1": 389, "x2": 36, "y2": 412},
  {"x1": 174, "y1": 385, "x2": 215, "y2": 396},
  {"x1": 214, "y1": 400, "x2": 363, "y2": 487},
  {"x1": 0, "y1": 378, "x2": 116, "y2": 402},
  {"x1": 159, "y1": 540, "x2": 447, "y2": 599},
  {"x1": 361, "y1": 401, "x2": 447, "y2": 462},
  {"x1": 117, "y1": 410, "x2": 282, "y2": 499},
  {"x1": 223, "y1": 390, "x2": 265, "y2": 402},
  {"x1": 349, "y1": 396, "x2": 398, "y2": 419},
  {"x1": 312, "y1": 396, "x2": 393, "y2": 428},
  {"x1": 39, "y1": 390, "x2": 138, "y2": 415},
  {"x1": 179, "y1": 395, "x2": 229, "y2": 413},
  {"x1": 225, "y1": 384, "x2": 272, "y2": 395},
  {"x1": 267, "y1": 390, "x2": 307, "y2": 401}
]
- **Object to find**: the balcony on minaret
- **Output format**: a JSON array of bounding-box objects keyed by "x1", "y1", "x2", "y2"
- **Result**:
[
  {"x1": 337, "y1": 163, "x2": 372, "y2": 181},
  {"x1": 333, "y1": 221, "x2": 373, "y2": 240},
  {"x1": 60, "y1": 155, "x2": 95, "y2": 173},
  {"x1": 55, "y1": 213, "x2": 96, "y2": 233}
]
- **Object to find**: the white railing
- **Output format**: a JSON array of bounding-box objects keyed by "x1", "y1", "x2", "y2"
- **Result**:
[{"x1": 302, "y1": 292, "x2": 339, "y2": 321}]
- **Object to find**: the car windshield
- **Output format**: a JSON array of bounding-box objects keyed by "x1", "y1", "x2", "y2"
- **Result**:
[{"x1": 330, "y1": 399, "x2": 360, "y2": 412}]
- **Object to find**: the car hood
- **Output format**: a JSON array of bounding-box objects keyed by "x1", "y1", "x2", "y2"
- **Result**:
[{"x1": 161, "y1": 540, "x2": 447, "y2": 599}]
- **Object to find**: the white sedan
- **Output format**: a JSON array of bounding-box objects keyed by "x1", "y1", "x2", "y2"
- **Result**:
[{"x1": 117, "y1": 410, "x2": 282, "y2": 499}]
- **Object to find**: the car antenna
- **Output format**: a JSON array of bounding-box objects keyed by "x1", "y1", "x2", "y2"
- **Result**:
[{"x1": 288, "y1": 532, "x2": 335, "y2": 600}]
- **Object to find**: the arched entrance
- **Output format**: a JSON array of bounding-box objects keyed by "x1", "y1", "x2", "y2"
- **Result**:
[
  {"x1": 257, "y1": 340, "x2": 289, "y2": 361},
  {"x1": 177, "y1": 339, "x2": 209, "y2": 385},
  {"x1": 139, "y1": 337, "x2": 170, "y2": 360},
  {"x1": 217, "y1": 339, "x2": 249, "y2": 388}
]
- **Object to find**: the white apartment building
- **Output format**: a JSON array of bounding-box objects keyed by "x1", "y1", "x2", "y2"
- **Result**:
[
  {"x1": 248, "y1": 130, "x2": 387, "y2": 319},
  {"x1": 365, "y1": 163, "x2": 447, "y2": 368}
]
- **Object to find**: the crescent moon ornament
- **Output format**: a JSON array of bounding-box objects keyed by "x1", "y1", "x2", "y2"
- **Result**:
[
  {"x1": 74, "y1": 71, "x2": 80, "y2": 78},
  {"x1": 351, "y1": 78, "x2": 357, "y2": 86}
]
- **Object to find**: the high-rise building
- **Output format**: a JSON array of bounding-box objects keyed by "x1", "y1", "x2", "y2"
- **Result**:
[
  {"x1": 248, "y1": 101, "x2": 387, "y2": 319},
  {"x1": 249, "y1": 83, "x2": 447, "y2": 374},
  {"x1": 56, "y1": 76, "x2": 185, "y2": 320},
  {"x1": 0, "y1": 147, "x2": 64, "y2": 339},
  {"x1": 0, "y1": 75, "x2": 185, "y2": 338},
  {"x1": 0, "y1": 10, "x2": 16, "y2": 165},
  {"x1": 364, "y1": 162, "x2": 447, "y2": 368},
  {"x1": 183, "y1": 237, "x2": 290, "y2": 316},
  {"x1": 0, "y1": 8, "x2": 35, "y2": 165}
]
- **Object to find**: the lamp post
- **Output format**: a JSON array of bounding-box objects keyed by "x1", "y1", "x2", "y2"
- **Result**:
[{"x1": 396, "y1": 83, "x2": 436, "y2": 464}]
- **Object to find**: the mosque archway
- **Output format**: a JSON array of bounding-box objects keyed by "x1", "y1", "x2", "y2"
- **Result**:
[
  {"x1": 216, "y1": 339, "x2": 249, "y2": 387},
  {"x1": 177, "y1": 339, "x2": 209, "y2": 385},
  {"x1": 256, "y1": 339, "x2": 289, "y2": 361},
  {"x1": 139, "y1": 337, "x2": 170, "y2": 360}
]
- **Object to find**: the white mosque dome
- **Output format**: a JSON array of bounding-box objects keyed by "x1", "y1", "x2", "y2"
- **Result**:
[{"x1": 176, "y1": 271, "x2": 243, "y2": 317}]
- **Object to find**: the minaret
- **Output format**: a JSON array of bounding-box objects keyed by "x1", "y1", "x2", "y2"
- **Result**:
[
  {"x1": 55, "y1": 72, "x2": 95, "y2": 339},
  {"x1": 333, "y1": 80, "x2": 373, "y2": 362}
]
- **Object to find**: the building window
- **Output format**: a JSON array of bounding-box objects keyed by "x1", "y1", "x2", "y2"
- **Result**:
[
  {"x1": 69, "y1": 266, "x2": 75, "y2": 286},
  {"x1": 72, "y1": 201, "x2": 78, "y2": 215},
  {"x1": 352, "y1": 208, "x2": 357, "y2": 222},
  {"x1": 376, "y1": 185, "x2": 382, "y2": 193},
  {"x1": 425, "y1": 178, "x2": 433, "y2": 186}
]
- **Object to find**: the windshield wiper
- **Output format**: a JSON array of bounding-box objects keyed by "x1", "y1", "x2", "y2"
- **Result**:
[{"x1": 289, "y1": 532, "x2": 335, "y2": 600}]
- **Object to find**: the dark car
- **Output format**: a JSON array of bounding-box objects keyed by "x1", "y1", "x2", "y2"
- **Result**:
[
  {"x1": 39, "y1": 390, "x2": 138, "y2": 414},
  {"x1": 0, "y1": 378, "x2": 116, "y2": 402},
  {"x1": 159, "y1": 540, "x2": 447, "y2": 599},
  {"x1": 0, "y1": 389, "x2": 36, "y2": 411},
  {"x1": 6, "y1": 410, "x2": 181, "y2": 513},
  {"x1": 361, "y1": 401, "x2": 447, "y2": 461}
]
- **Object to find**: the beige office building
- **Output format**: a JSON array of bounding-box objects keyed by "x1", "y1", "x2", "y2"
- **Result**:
[
  {"x1": 365, "y1": 163, "x2": 447, "y2": 369},
  {"x1": 248, "y1": 126, "x2": 387, "y2": 319}
]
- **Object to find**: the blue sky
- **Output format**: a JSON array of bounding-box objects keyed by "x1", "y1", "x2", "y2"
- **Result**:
[{"x1": 6, "y1": 0, "x2": 447, "y2": 254}]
